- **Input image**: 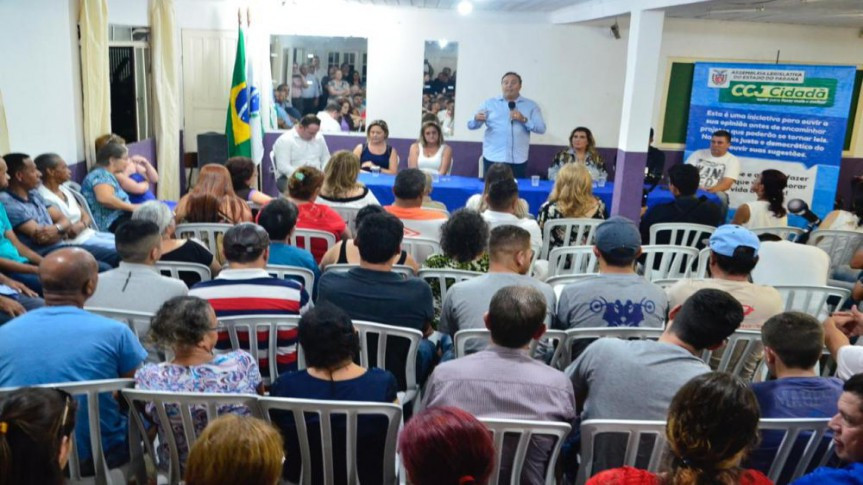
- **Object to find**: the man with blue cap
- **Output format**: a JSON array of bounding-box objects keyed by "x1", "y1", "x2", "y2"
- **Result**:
[{"x1": 666, "y1": 224, "x2": 783, "y2": 376}]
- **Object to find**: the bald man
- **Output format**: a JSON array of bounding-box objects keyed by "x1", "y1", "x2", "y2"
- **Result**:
[{"x1": 0, "y1": 247, "x2": 147, "y2": 472}]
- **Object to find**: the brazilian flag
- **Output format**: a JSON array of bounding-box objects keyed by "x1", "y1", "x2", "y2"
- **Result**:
[{"x1": 226, "y1": 27, "x2": 251, "y2": 158}]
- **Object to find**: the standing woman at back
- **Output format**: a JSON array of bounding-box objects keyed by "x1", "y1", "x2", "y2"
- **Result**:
[
  {"x1": 733, "y1": 169, "x2": 788, "y2": 228},
  {"x1": 0, "y1": 387, "x2": 77, "y2": 485}
]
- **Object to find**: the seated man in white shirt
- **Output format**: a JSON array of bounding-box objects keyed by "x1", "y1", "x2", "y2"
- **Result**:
[
  {"x1": 315, "y1": 101, "x2": 342, "y2": 133},
  {"x1": 271, "y1": 114, "x2": 331, "y2": 192},
  {"x1": 684, "y1": 129, "x2": 740, "y2": 218},
  {"x1": 750, "y1": 233, "x2": 830, "y2": 287},
  {"x1": 481, "y1": 177, "x2": 542, "y2": 257}
]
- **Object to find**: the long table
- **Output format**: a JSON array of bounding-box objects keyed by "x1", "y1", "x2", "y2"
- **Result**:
[{"x1": 358, "y1": 173, "x2": 719, "y2": 214}]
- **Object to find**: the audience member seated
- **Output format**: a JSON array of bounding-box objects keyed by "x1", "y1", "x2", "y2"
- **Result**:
[
  {"x1": 189, "y1": 223, "x2": 310, "y2": 375},
  {"x1": 746, "y1": 312, "x2": 843, "y2": 478},
  {"x1": 466, "y1": 163, "x2": 529, "y2": 218},
  {"x1": 270, "y1": 304, "x2": 398, "y2": 484},
  {"x1": 424, "y1": 208, "x2": 490, "y2": 273},
  {"x1": 384, "y1": 168, "x2": 448, "y2": 240},
  {"x1": 824, "y1": 307, "x2": 863, "y2": 380},
  {"x1": 225, "y1": 156, "x2": 273, "y2": 207},
  {"x1": 272, "y1": 115, "x2": 331, "y2": 192},
  {"x1": 132, "y1": 201, "x2": 221, "y2": 287},
  {"x1": 0, "y1": 280, "x2": 43, "y2": 326},
  {"x1": 792, "y1": 374, "x2": 863, "y2": 484},
  {"x1": 319, "y1": 204, "x2": 420, "y2": 273},
  {"x1": 317, "y1": 211, "x2": 436, "y2": 388},
  {"x1": 318, "y1": 150, "x2": 380, "y2": 208},
  {"x1": 399, "y1": 406, "x2": 495, "y2": 485},
  {"x1": 537, "y1": 163, "x2": 606, "y2": 251},
  {"x1": 438, "y1": 99, "x2": 455, "y2": 137},
  {"x1": 353, "y1": 120, "x2": 398, "y2": 174},
  {"x1": 482, "y1": 177, "x2": 542, "y2": 256},
  {"x1": 666, "y1": 225, "x2": 782, "y2": 375},
  {"x1": 1, "y1": 153, "x2": 119, "y2": 269},
  {"x1": 425, "y1": 285, "x2": 575, "y2": 484},
  {"x1": 286, "y1": 166, "x2": 349, "y2": 262},
  {"x1": 732, "y1": 169, "x2": 789, "y2": 228},
  {"x1": 175, "y1": 164, "x2": 252, "y2": 225},
  {"x1": 548, "y1": 126, "x2": 606, "y2": 181},
  {"x1": 115, "y1": 150, "x2": 159, "y2": 204},
  {"x1": 274, "y1": 83, "x2": 301, "y2": 129},
  {"x1": 136, "y1": 296, "x2": 263, "y2": 469},
  {"x1": 80, "y1": 142, "x2": 139, "y2": 232},
  {"x1": 0, "y1": 155, "x2": 46, "y2": 294},
  {"x1": 555, "y1": 216, "x2": 668, "y2": 330},
  {"x1": 639, "y1": 164, "x2": 723, "y2": 244},
  {"x1": 0, "y1": 387, "x2": 78, "y2": 485},
  {"x1": 751, "y1": 233, "x2": 830, "y2": 287},
  {"x1": 408, "y1": 121, "x2": 453, "y2": 175},
  {"x1": 567, "y1": 289, "x2": 743, "y2": 472},
  {"x1": 257, "y1": 198, "x2": 320, "y2": 289},
  {"x1": 337, "y1": 98, "x2": 361, "y2": 132},
  {"x1": 86, "y1": 220, "x2": 188, "y2": 312},
  {"x1": 0, "y1": 248, "x2": 147, "y2": 472},
  {"x1": 587, "y1": 372, "x2": 768, "y2": 485},
  {"x1": 185, "y1": 415, "x2": 283, "y2": 485},
  {"x1": 440, "y1": 226, "x2": 555, "y2": 354},
  {"x1": 316, "y1": 101, "x2": 342, "y2": 133},
  {"x1": 35, "y1": 153, "x2": 116, "y2": 252},
  {"x1": 820, "y1": 179, "x2": 863, "y2": 232},
  {"x1": 421, "y1": 172, "x2": 448, "y2": 212}
]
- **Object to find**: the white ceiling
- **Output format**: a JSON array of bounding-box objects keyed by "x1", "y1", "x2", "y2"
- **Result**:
[{"x1": 341, "y1": 0, "x2": 863, "y2": 28}]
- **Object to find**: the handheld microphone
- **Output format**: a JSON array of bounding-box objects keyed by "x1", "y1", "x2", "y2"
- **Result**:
[
  {"x1": 787, "y1": 199, "x2": 821, "y2": 225},
  {"x1": 508, "y1": 101, "x2": 516, "y2": 123}
]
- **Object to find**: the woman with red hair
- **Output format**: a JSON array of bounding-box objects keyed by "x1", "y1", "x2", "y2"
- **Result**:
[
  {"x1": 399, "y1": 406, "x2": 495, "y2": 485},
  {"x1": 175, "y1": 164, "x2": 252, "y2": 224}
]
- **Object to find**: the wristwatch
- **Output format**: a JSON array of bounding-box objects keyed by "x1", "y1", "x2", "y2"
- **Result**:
[{"x1": 55, "y1": 224, "x2": 65, "y2": 234}]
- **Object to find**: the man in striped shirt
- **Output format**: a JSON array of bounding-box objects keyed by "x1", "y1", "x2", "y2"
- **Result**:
[{"x1": 190, "y1": 223, "x2": 310, "y2": 376}]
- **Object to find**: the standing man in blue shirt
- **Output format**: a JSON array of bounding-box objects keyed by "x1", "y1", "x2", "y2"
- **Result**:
[{"x1": 467, "y1": 72, "x2": 546, "y2": 179}]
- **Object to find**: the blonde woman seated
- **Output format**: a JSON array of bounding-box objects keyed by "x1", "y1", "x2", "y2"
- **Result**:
[
  {"x1": 185, "y1": 415, "x2": 283, "y2": 485},
  {"x1": 175, "y1": 165, "x2": 252, "y2": 224},
  {"x1": 318, "y1": 150, "x2": 380, "y2": 208},
  {"x1": 319, "y1": 204, "x2": 420, "y2": 273},
  {"x1": 408, "y1": 121, "x2": 453, "y2": 175},
  {"x1": 352, "y1": 120, "x2": 399, "y2": 174},
  {"x1": 422, "y1": 172, "x2": 448, "y2": 212},
  {"x1": 536, "y1": 163, "x2": 605, "y2": 251}
]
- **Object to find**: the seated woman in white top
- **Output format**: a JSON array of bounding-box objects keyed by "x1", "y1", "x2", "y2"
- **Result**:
[
  {"x1": 318, "y1": 151, "x2": 379, "y2": 209},
  {"x1": 732, "y1": 169, "x2": 788, "y2": 228},
  {"x1": 407, "y1": 121, "x2": 452, "y2": 176},
  {"x1": 34, "y1": 153, "x2": 115, "y2": 250},
  {"x1": 821, "y1": 181, "x2": 863, "y2": 233}
]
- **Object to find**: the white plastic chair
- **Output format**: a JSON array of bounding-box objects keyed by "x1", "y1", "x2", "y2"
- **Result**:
[
  {"x1": 266, "y1": 264, "x2": 316, "y2": 291},
  {"x1": 750, "y1": 226, "x2": 804, "y2": 242},
  {"x1": 122, "y1": 389, "x2": 262, "y2": 485},
  {"x1": 352, "y1": 320, "x2": 423, "y2": 412},
  {"x1": 291, "y1": 228, "x2": 337, "y2": 255},
  {"x1": 401, "y1": 236, "x2": 441, "y2": 265},
  {"x1": 759, "y1": 417, "x2": 835, "y2": 483},
  {"x1": 258, "y1": 397, "x2": 402, "y2": 485},
  {"x1": 330, "y1": 206, "x2": 361, "y2": 231},
  {"x1": 85, "y1": 307, "x2": 155, "y2": 342},
  {"x1": 640, "y1": 245, "x2": 700, "y2": 282},
  {"x1": 695, "y1": 246, "x2": 711, "y2": 278},
  {"x1": 701, "y1": 329, "x2": 763, "y2": 378},
  {"x1": 217, "y1": 314, "x2": 302, "y2": 385},
  {"x1": 648, "y1": 223, "x2": 716, "y2": 248},
  {"x1": 174, "y1": 223, "x2": 232, "y2": 257},
  {"x1": 547, "y1": 246, "x2": 598, "y2": 277},
  {"x1": 0, "y1": 378, "x2": 145, "y2": 485},
  {"x1": 324, "y1": 263, "x2": 416, "y2": 277},
  {"x1": 774, "y1": 285, "x2": 850, "y2": 319},
  {"x1": 577, "y1": 419, "x2": 667, "y2": 484},
  {"x1": 479, "y1": 417, "x2": 571, "y2": 485},
  {"x1": 808, "y1": 229, "x2": 863, "y2": 280},
  {"x1": 68, "y1": 188, "x2": 100, "y2": 231},
  {"x1": 540, "y1": 218, "x2": 602, "y2": 259},
  {"x1": 452, "y1": 328, "x2": 567, "y2": 363},
  {"x1": 417, "y1": 268, "x2": 482, "y2": 304},
  {"x1": 556, "y1": 327, "x2": 664, "y2": 370},
  {"x1": 154, "y1": 261, "x2": 212, "y2": 285},
  {"x1": 650, "y1": 278, "x2": 685, "y2": 290}
]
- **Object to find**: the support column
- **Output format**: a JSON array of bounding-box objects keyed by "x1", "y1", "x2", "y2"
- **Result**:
[{"x1": 611, "y1": 8, "x2": 664, "y2": 221}]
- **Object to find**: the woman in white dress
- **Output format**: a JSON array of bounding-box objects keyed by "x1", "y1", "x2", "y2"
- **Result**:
[
  {"x1": 407, "y1": 121, "x2": 453, "y2": 176},
  {"x1": 732, "y1": 169, "x2": 788, "y2": 228},
  {"x1": 820, "y1": 181, "x2": 863, "y2": 233}
]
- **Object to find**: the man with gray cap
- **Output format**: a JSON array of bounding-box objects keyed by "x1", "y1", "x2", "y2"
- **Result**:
[
  {"x1": 555, "y1": 216, "x2": 667, "y2": 330},
  {"x1": 189, "y1": 223, "x2": 310, "y2": 374}
]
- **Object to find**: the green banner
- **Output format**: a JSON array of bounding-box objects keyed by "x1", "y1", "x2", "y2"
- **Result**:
[{"x1": 718, "y1": 78, "x2": 837, "y2": 107}]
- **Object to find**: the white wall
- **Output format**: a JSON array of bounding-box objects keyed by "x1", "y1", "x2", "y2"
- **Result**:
[{"x1": 0, "y1": 0, "x2": 84, "y2": 163}]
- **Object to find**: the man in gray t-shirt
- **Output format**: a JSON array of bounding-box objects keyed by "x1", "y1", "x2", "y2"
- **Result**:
[
  {"x1": 566, "y1": 288, "x2": 744, "y2": 472},
  {"x1": 556, "y1": 217, "x2": 668, "y2": 330},
  {"x1": 440, "y1": 225, "x2": 555, "y2": 352}
]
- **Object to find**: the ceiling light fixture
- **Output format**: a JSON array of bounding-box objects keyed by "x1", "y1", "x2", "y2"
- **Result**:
[
  {"x1": 457, "y1": 0, "x2": 473, "y2": 16},
  {"x1": 438, "y1": 39, "x2": 449, "y2": 48}
]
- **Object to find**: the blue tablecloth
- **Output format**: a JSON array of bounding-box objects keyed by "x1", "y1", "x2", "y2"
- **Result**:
[{"x1": 358, "y1": 173, "x2": 719, "y2": 215}]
